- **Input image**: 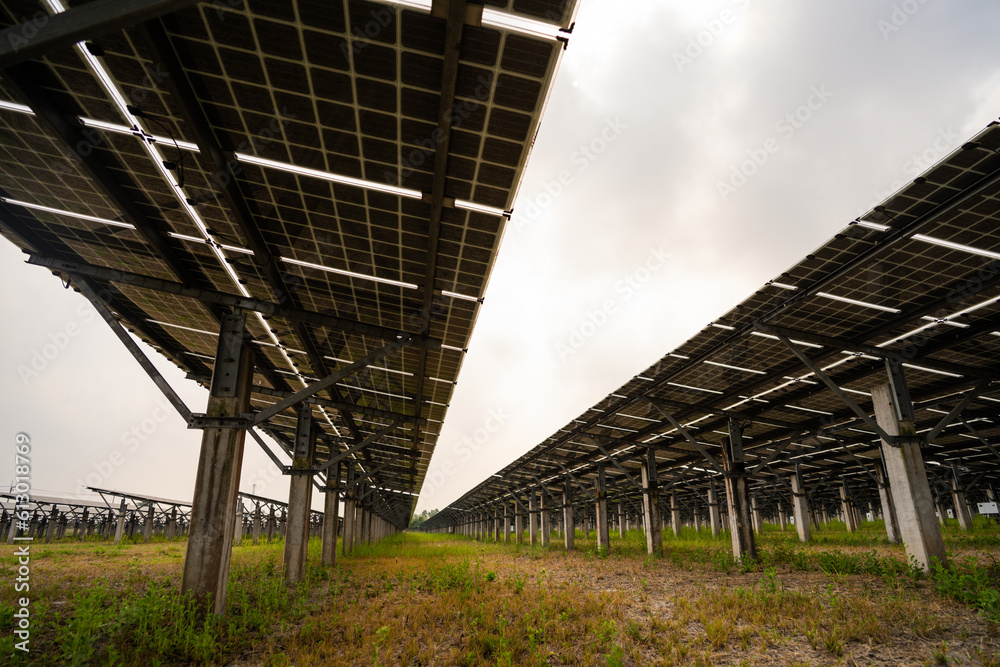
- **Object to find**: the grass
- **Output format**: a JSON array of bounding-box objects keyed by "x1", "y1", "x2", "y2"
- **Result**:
[{"x1": 1, "y1": 518, "x2": 998, "y2": 665}]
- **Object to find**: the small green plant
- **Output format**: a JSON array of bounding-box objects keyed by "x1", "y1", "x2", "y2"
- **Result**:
[
  {"x1": 373, "y1": 626, "x2": 390, "y2": 667},
  {"x1": 761, "y1": 566, "x2": 780, "y2": 594},
  {"x1": 507, "y1": 572, "x2": 527, "y2": 594},
  {"x1": 930, "y1": 556, "x2": 1000, "y2": 622},
  {"x1": 931, "y1": 640, "x2": 950, "y2": 665}
]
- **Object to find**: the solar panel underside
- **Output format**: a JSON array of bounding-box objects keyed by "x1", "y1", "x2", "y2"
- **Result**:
[{"x1": 0, "y1": 0, "x2": 579, "y2": 521}]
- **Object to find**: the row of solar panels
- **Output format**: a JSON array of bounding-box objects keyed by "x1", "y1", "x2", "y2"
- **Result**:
[{"x1": 423, "y1": 120, "x2": 1000, "y2": 530}]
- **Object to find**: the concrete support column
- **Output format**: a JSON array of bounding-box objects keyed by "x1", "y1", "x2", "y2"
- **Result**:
[
  {"x1": 876, "y1": 461, "x2": 900, "y2": 543},
  {"x1": 114, "y1": 499, "x2": 127, "y2": 546},
  {"x1": 640, "y1": 447, "x2": 662, "y2": 555},
  {"x1": 596, "y1": 468, "x2": 610, "y2": 553},
  {"x1": 751, "y1": 496, "x2": 762, "y2": 535},
  {"x1": 722, "y1": 419, "x2": 756, "y2": 562},
  {"x1": 529, "y1": 492, "x2": 539, "y2": 546},
  {"x1": 494, "y1": 507, "x2": 501, "y2": 542},
  {"x1": 45, "y1": 508, "x2": 58, "y2": 542},
  {"x1": 252, "y1": 506, "x2": 261, "y2": 545},
  {"x1": 342, "y1": 467, "x2": 356, "y2": 555},
  {"x1": 777, "y1": 501, "x2": 786, "y2": 531},
  {"x1": 283, "y1": 403, "x2": 316, "y2": 584},
  {"x1": 540, "y1": 491, "x2": 551, "y2": 547},
  {"x1": 841, "y1": 481, "x2": 858, "y2": 532},
  {"x1": 790, "y1": 465, "x2": 811, "y2": 542},
  {"x1": 181, "y1": 313, "x2": 253, "y2": 614},
  {"x1": 515, "y1": 500, "x2": 524, "y2": 544},
  {"x1": 935, "y1": 497, "x2": 948, "y2": 526},
  {"x1": 670, "y1": 491, "x2": 681, "y2": 536},
  {"x1": 618, "y1": 502, "x2": 626, "y2": 538},
  {"x1": 563, "y1": 478, "x2": 575, "y2": 550},
  {"x1": 233, "y1": 507, "x2": 243, "y2": 546},
  {"x1": 141, "y1": 504, "x2": 154, "y2": 543},
  {"x1": 708, "y1": 481, "x2": 721, "y2": 537},
  {"x1": 951, "y1": 464, "x2": 973, "y2": 531},
  {"x1": 503, "y1": 502, "x2": 511, "y2": 543},
  {"x1": 80, "y1": 508, "x2": 89, "y2": 540},
  {"x1": 322, "y1": 460, "x2": 342, "y2": 566},
  {"x1": 361, "y1": 500, "x2": 371, "y2": 545},
  {"x1": 693, "y1": 500, "x2": 702, "y2": 532},
  {"x1": 872, "y1": 381, "x2": 947, "y2": 572}
]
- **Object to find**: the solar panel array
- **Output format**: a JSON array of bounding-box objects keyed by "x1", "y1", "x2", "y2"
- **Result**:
[
  {"x1": 425, "y1": 120, "x2": 1000, "y2": 530},
  {"x1": 0, "y1": 0, "x2": 579, "y2": 526}
]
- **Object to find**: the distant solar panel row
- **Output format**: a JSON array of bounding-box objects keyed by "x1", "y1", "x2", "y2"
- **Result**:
[{"x1": 424, "y1": 120, "x2": 1000, "y2": 531}]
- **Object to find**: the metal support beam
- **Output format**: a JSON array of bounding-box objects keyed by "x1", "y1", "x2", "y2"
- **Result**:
[
  {"x1": 30, "y1": 255, "x2": 440, "y2": 348},
  {"x1": 776, "y1": 333, "x2": 896, "y2": 444},
  {"x1": 76, "y1": 279, "x2": 192, "y2": 423},
  {"x1": 251, "y1": 344, "x2": 403, "y2": 426},
  {"x1": 926, "y1": 379, "x2": 991, "y2": 442},
  {"x1": 646, "y1": 399, "x2": 724, "y2": 473},
  {"x1": 0, "y1": 0, "x2": 199, "y2": 68},
  {"x1": 312, "y1": 421, "x2": 402, "y2": 473},
  {"x1": 410, "y1": 0, "x2": 470, "y2": 446},
  {"x1": 755, "y1": 323, "x2": 993, "y2": 381}
]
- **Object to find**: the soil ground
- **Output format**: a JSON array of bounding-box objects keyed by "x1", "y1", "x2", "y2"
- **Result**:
[{"x1": 4, "y1": 520, "x2": 999, "y2": 666}]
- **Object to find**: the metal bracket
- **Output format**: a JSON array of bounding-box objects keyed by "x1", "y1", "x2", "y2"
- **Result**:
[
  {"x1": 885, "y1": 359, "x2": 915, "y2": 423},
  {"x1": 211, "y1": 313, "x2": 246, "y2": 398},
  {"x1": 646, "y1": 399, "x2": 724, "y2": 474},
  {"x1": 187, "y1": 415, "x2": 250, "y2": 429},
  {"x1": 926, "y1": 379, "x2": 991, "y2": 442},
  {"x1": 775, "y1": 333, "x2": 899, "y2": 446}
]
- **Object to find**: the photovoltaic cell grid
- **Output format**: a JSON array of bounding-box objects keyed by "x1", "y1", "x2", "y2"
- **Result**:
[
  {"x1": 0, "y1": 0, "x2": 578, "y2": 522},
  {"x1": 428, "y1": 122, "x2": 1000, "y2": 524}
]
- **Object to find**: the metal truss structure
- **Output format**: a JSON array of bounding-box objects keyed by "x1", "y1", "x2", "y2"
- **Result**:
[{"x1": 0, "y1": 0, "x2": 579, "y2": 611}]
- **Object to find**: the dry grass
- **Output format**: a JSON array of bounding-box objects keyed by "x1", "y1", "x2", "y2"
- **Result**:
[{"x1": 3, "y1": 521, "x2": 999, "y2": 666}]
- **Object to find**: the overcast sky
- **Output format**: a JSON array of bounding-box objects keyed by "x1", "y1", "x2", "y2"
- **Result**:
[{"x1": 3, "y1": 0, "x2": 1000, "y2": 519}]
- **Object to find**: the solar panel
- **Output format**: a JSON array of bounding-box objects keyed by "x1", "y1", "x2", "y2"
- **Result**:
[
  {"x1": 426, "y1": 121, "x2": 1000, "y2": 529},
  {"x1": 0, "y1": 0, "x2": 580, "y2": 524}
]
